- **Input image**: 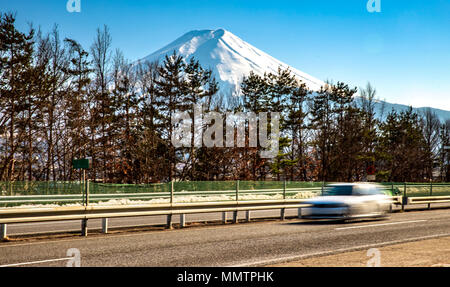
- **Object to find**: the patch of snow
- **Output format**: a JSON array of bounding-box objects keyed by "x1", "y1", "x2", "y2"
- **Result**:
[{"x1": 2, "y1": 192, "x2": 319, "y2": 209}]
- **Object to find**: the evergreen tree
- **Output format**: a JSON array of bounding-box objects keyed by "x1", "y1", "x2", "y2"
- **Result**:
[
  {"x1": 64, "y1": 38, "x2": 92, "y2": 180},
  {"x1": 154, "y1": 51, "x2": 187, "y2": 181},
  {"x1": 90, "y1": 25, "x2": 112, "y2": 181},
  {"x1": 439, "y1": 120, "x2": 450, "y2": 182},
  {"x1": 377, "y1": 108, "x2": 427, "y2": 182},
  {"x1": 421, "y1": 108, "x2": 441, "y2": 181},
  {"x1": 0, "y1": 13, "x2": 35, "y2": 181},
  {"x1": 359, "y1": 83, "x2": 379, "y2": 180},
  {"x1": 308, "y1": 83, "x2": 335, "y2": 181},
  {"x1": 285, "y1": 79, "x2": 310, "y2": 180}
]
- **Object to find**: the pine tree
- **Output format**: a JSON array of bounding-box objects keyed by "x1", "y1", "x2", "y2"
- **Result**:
[
  {"x1": 285, "y1": 79, "x2": 310, "y2": 180},
  {"x1": 111, "y1": 49, "x2": 141, "y2": 183},
  {"x1": 90, "y1": 25, "x2": 112, "y2": 181},
  {"x1": 377, "y1": 108, "x2": 427, "y2": 182},
  {"x1": 36, "y1": 25, "x2": 70, "y2": 181},
  {"x1": 359, "y1": 83, "x2": 379, "y2": 180},
  {"x1": 135, "y1": 61, "x2": 163, "y2": 183},
  {"x1": 421, "y1": 108, "x2": 441, "y2": 181},
  {"x1": 308, "y1": 83, "x2": 334, "y2": 181},
  {"x1": 439, "y1": 120, "x2": 450, "y2": 182},
  {"x1": 64, "y1": 38, "x2": 92, "y2": 180},
  {"x1": 0, "y1": 13, "x2": 35, "y2": 181},
  {"x1": 154, "y1": 51, "x2": 187, "y2": 181}
]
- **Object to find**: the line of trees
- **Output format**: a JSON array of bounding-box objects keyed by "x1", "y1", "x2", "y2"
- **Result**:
[{"x1": 1, "y1": 13, "x2": 449, "y2": 183}]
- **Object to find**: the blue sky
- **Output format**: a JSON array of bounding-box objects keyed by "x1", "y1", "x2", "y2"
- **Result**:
[{"x1": 1, "y1": 0, "x2": 449, "y2": 110}]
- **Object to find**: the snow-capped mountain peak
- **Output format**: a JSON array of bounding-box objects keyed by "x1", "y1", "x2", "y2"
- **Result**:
[
  {"x1": 137, "y1": 29, "x2": 450, "y2": 121},
  {"x1": 139, "y1": 29, "x2": 325, "y2": 101}
]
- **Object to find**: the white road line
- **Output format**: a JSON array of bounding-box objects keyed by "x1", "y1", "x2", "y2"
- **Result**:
[
  {"x1": 229, "y1": 232, "x2": 450, "y2": 267},
  {"x1": 0, "y1": 257, "x2": 72, "y2": 267},
  {"x1": 335, "y1": 220, "x2": 427, "y2": 231}
]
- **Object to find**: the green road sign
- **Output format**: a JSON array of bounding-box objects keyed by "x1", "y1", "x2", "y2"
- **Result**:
[{"x1": 72, "y1": 159, "x2": 91, "y2": 170}]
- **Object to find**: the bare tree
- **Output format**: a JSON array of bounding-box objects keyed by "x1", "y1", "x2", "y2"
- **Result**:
[
  {"x1": 90, "y1": 25, "x2": 112, "y2": 181},
  {"x1": 421, "y1": 108, "x2": 441, "y2": 180}
]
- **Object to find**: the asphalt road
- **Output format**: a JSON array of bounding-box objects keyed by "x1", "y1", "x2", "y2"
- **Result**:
[
  {"x1": 0, "y1": 207, "x2": 449, "y2": 267},
  {"x1": 5, "y1": 209, "x2": 301, "y2": 236},
  {"x1": 4, "y1": 203, "x2": 445, "y2": 236}
]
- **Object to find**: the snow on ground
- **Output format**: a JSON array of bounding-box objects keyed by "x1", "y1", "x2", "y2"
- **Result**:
[{"x1": 3, "y1": 191, "x2": 319, "y2": 209}]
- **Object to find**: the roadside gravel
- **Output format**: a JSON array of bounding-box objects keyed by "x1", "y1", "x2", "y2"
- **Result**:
[{"x1": 269, "y1": 237, "x2": 450, "y2": 267}]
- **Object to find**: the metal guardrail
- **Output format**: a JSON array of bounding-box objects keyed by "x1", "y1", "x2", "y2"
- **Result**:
[
  {"x1": 407, "y1": 196, "x2": 450, "y2": 205},
  {"x1": 391, "y1": 196, "x2": 402, "y2": 205},
  {"x1": 0, "y1": 199, "x2": 310, "y2": 239},
  {"x1": 0, "y1": 200, "x2": 313, "y2": 224},
  {"x1": 0, "y1": 190, "x2": 449, "y2": 240}
]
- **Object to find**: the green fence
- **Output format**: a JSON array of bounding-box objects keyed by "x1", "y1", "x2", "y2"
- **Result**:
[
  {"x1": 0, "y1": 181, "x2": 171, "y2": 196},
  {"x1": 0, "y1": 181, "x2": 325, "y2": 208},
  {"x1": 391, "y1": 182, "x2": 450, "y2": 198},
  {"x1": 0, "y1": 181, "x2": 449, "y2": 208},
  {"x1": 0, "y1": 181, "x2": 324, "y2": 196},
  {"x1": 1, "y1": 181, "x2": 449, "y2": 196}
]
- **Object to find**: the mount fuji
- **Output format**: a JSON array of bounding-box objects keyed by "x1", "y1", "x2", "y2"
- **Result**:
[
  {"x1": 137, "y1": 29, "x2": 450, "y2": 122},
  {"x1": 138, "y1": 29, "x2": 324, "y2": 103}
]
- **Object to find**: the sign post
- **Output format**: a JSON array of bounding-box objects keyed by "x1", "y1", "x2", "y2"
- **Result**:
[
  {"x1": 72, "y1": 158, "x2": 91, "y2": 237},
  {"x1": 367, "y1": 165, "x2": 376, "y2": 182},
  {"x1": 72, "y1": 158, "x2": 92, "y2": 206}
]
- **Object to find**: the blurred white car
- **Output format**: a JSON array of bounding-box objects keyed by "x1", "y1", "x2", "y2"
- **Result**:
[{"x1": 301, "y1": 183, "x2": 392, "y2": 220}]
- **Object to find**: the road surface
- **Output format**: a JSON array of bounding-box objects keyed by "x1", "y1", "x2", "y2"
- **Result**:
[{"x1": 0, "y1": 207, "x2": 449, "y2": 267}]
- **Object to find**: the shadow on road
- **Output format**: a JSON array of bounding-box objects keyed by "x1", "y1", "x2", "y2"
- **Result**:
[
  {"x1": 286, "y1": 217, "x2": 388, "y2": 226},
  {"x1": 287, "y1": 220, "x2": 346, "y2": 226}
]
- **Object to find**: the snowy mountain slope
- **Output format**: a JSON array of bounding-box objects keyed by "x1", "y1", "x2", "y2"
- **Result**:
[
  {"x1": 136, "y1": 29, "x2": 450, "y2": 122},
  {"x1": 137, "y1": 29, "x2": 325, "y2": 102}
]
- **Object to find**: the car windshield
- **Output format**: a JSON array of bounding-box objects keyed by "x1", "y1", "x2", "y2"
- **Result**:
[
  {"x1": 354, "y1": 186, "x2": 384, "y2": 195},
  {"x1": 323, "y1": 186, "x2": 353, "y2": 196}
]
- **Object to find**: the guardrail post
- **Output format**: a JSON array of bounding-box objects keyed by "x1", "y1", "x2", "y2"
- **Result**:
[
  {"x1": 81, "y1": 219, "x2": 88, "y2": 237},
  {"x1": 1, "y1": 224, "x2": 7, "y2": 240},
  {"x1": 245, "y1": 211, "x2": 251, "y2": 222},
  {"x1": 171, "y1": 181, "x2": 174, "y2": 205},
  {"x1": 232, "y1": 211, "x2": 238, "y2": 224},
  {"x1": 102, "y1": 218, "x2": 108, "y2": 234},
  {"x1": 280, "y1": 208, "x2": 285, "y2": 221},
  {"x1": 180, "y1": 214, "x2": 186, "y2": 228},
  {"x1": 298, "y1": 208, "x2": 302, "y2": 219},
  {"x1": 82, "y1": 171, "x2": 85, "y2": 205},
  {"x1": 429, "y1": 182, "x2": 433, "y2": 210},
  {"x1": 167, "y1": 214, "x2": 173, "y2": 229},
  {"x1": 86, "y1": 179, "x2": 90, "y2": 206},
  {"x1": 233, "y1": 180, "x2": 239, "y2": 224},
  {"x1": 222, "y1": 212, "x2": 227, "y2": 224},
  {"x1": 402, "y1": 183, "x2": 407, "y2": 211}
]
